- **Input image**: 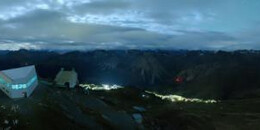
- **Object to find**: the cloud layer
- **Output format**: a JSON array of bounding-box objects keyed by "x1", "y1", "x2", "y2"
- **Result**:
[{"x1": 0, "y1": 0, "x2": 260, "y2": 50}]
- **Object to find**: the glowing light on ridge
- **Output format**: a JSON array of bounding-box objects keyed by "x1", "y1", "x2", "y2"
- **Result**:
[
  {"x1": 145, "y1": 91, "x2": 218, "y2": 104},
  {"x1": 79, "y1": 84, "x2": 123, "y2": 91}
]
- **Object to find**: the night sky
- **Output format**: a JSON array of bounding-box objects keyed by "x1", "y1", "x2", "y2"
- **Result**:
[{"x1": 0, "y1": 0, "x2": 259, "y2": 51}]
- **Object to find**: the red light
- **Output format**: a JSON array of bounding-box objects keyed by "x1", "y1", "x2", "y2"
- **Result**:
[{"x1": 175, "y1": 76, "x2": 183, "y2": 83}]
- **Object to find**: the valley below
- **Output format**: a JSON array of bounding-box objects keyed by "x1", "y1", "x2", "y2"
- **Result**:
[{"x1": 1, "y1": 79, "x2": 260, "y2": 130}]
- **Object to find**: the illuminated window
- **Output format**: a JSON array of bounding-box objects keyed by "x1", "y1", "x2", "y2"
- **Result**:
[
  {"x1": 27, "y1": 76, "x2": 37, "y2": 87},
  {"x1": 0, "y1": 77, "x2": 6, "y2": 84},
  {"x1": 6, "y1": 83, "x2": 11, "y2": 87},
  {"x1": 12, "y1": 85, "x2": 18, "y2": 89},
  {"x1": 22, "y1": 84, "x2": 26, "y2": 89},
  {"x1": 0, "y1": 77, "x2": 12, "y2": 88},
  {"x1": 11, "y1": 76, "x2": 37, "y2": 90}
]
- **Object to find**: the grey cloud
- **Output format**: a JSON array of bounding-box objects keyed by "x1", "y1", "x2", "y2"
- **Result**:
[
  {"x1": 0, "y1": 0, "x2": 259, "y2": 50},
  {"x1": 0, "y1": 29, "x2": 239, "y2": 51},
  {"x1": 74, "y1": 0, "x2": 130, "y2": 14},
  {"x1": 161, "y1": 31, "x2": 237, "y2": 50}
]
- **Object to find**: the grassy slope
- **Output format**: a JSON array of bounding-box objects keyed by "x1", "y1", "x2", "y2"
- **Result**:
[
  {"x1": 1, "y1": 82, "x2": 260, "y2": 130},
  {"x1": 86, "y1": 87, "x2": 260, "y2": 130}
]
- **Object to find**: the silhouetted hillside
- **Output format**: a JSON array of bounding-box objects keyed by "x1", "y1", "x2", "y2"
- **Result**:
[{"x1": 1, "y1": 49, "x2": 260, "y2": 99}]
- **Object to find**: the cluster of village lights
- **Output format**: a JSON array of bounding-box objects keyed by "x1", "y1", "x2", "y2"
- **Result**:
[
  {"x1": 145, "y1": 91, "x2": 218, "y2": 104},
  {"x1": 79, "y1": 83, "x2": 217, "y2": 104},
  {"x1": 79, "y1": 83, "x2": 123, "y2": 91}
]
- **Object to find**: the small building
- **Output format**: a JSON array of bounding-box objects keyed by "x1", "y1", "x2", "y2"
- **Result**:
[
  {"x1": 0, "y1": 65, "x2": 38, "y2": 99},
  {"x1": 54, "y1": 68, "x2": 78, "y2": 88}
]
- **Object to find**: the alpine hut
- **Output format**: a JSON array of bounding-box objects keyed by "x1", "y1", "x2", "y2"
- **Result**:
[
  {"x1": 54, "y1": 68, "x2": 78, "y2": 88},
  {"x1": 0, "y1": 65, "x2": 38, "y2": 99}
]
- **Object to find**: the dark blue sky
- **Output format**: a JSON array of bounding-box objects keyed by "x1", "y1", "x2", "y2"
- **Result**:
[{"x1": 0, "y1": 0, "x2": 259, "y2": 51}]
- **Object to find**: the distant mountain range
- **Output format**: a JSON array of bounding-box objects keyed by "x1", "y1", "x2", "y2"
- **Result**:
[{"x1": 1, "y1": 49, "x2": 260, "y2": 100}]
